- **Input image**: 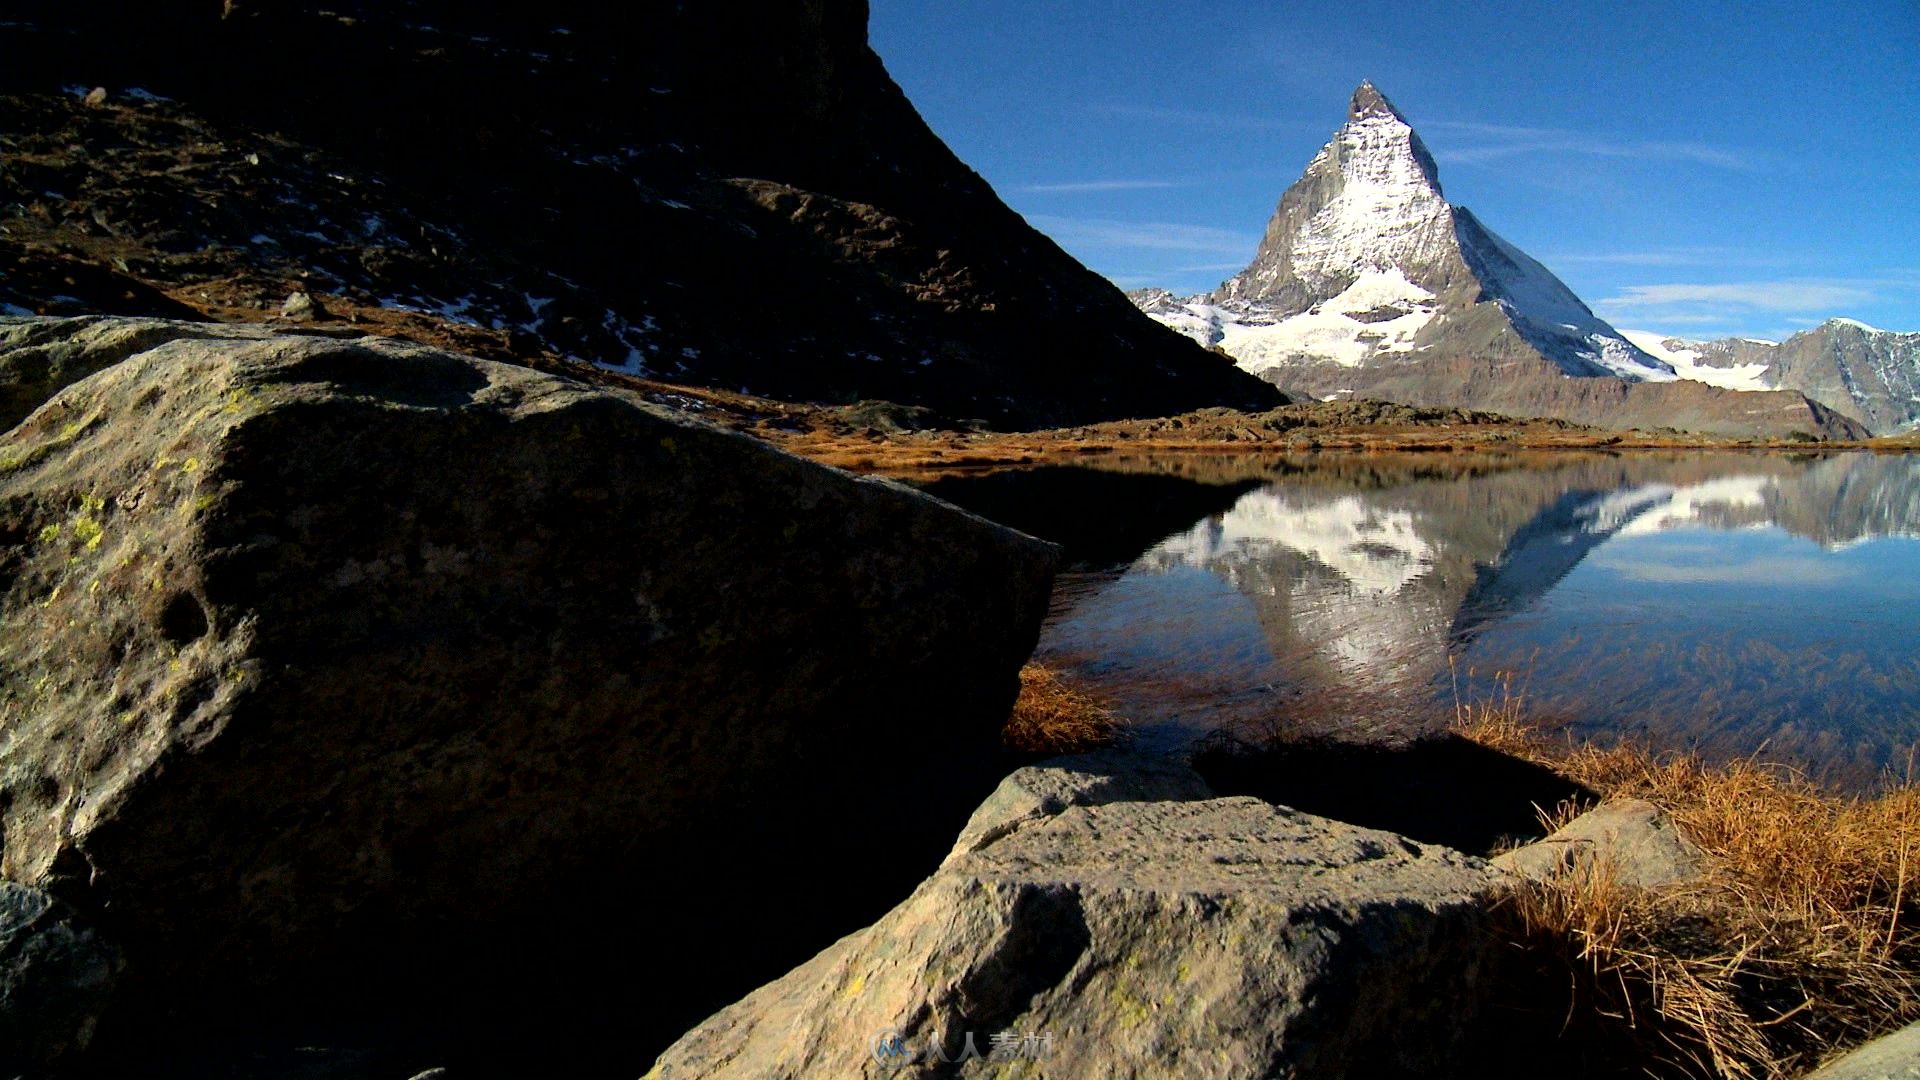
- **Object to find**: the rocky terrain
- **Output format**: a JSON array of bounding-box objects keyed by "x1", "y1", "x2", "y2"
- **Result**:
[
  {"x1": 0, "y1": 316, "x2": 1056, "y2": 1076},
  {"x1": 1131, "y1": 85, "x2": 1867, "y2": 441},
  {"x1": 0, "y1": 2, "x2": 1280, "y2": 429},
  {"x1": 1629, "y1": 319, "x2": 1920, "y2": 434}
]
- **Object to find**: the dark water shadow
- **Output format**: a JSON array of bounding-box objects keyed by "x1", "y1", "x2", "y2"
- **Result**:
[
  {"x1": 83, "y1": 752, "x2": 1010, "y2": 1080},
  {"x1": 916, "y1": 466, "x2": 1261, "y2": 570},
  {"x1": 1191, "y1": 732, "x2": 1595, "y2": 855}
]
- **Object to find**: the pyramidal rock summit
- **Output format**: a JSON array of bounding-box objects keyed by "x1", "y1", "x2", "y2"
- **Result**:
[{"x1": 1133, "y1": 83, "x2": 1867, "y2": 439}]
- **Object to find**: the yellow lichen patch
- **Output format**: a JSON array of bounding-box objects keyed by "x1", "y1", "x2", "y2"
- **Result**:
[
  {"x1": 72, "y1": 517, "x2": 104, "y2": 551},
  {"x1": 222, "y1": 387, "x2": 261, "y2": 414},
  {"x1": 1104, "y1": 978, "x2": 1151, "y2": 1029}
]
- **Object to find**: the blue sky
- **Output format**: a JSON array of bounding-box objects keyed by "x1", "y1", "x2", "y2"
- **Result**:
[{"x1": 870, "y1": 0, "x2": 1920, "y2": 341}]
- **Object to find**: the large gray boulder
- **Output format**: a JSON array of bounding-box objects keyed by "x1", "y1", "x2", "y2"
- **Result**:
[
  {"x1": 0, "y1": 880, "x2": 122, "y2": 1075},
  {"x1": 1802, "y1": 1020, "x2": 1920, "y2": 1080},
  {"x1": 647, "y1": 757, "x2": 1504, "y2": 1080},
  {"x1": 0, "y1": 317, "x2": 1057, "y2": 1064}
]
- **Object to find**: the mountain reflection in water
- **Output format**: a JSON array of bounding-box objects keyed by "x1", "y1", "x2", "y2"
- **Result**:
[{"x1": 918, "y1": 451, "x2": 1920, "y2": 790}]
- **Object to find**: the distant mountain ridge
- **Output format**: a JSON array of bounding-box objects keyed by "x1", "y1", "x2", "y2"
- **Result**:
[
  {"x1": 1130, "y1": 83, "x2": 1867, "y2": 440},
  {"x1": 1627, "y1": 319, "x2": 1920, "y2": 434}
]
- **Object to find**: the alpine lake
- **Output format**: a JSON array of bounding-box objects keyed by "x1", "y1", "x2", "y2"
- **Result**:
[{"x1": 911, "y1": 449, "x2": 1920, "y2": 793}]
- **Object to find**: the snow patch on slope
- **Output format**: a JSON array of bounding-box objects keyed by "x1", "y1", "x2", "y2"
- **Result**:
[
  {"x1": 1283, "y1": 113, "x2": 1455, "y2": 294},
  {"x1": 1451, "y1": 209, "x2": 1674, "y2": 381},
  {"x1": 1621, "y1": 330, "x2": 1775, "y2": 392},
  {"x1": 1144, "y1": 270, "x2": 1438, "y2": 373}
]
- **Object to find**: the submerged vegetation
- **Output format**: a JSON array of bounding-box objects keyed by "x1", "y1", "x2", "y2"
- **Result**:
[{"x1": 1455, "y1": 692, "x2": 1920, "y2": 1079}]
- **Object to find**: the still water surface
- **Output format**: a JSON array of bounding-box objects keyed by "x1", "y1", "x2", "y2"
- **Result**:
[{"x1": 918, "y1": 451, "x2": 1920, "y2": 790}]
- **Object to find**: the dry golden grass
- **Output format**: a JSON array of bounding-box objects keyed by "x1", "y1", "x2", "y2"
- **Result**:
[
  {"x1": 1002, "y1": 663, "x2": 1122, "y2": 755},
  {"x1": 1452, "y1": 676, "x2": 1920, "y2": 1078}
]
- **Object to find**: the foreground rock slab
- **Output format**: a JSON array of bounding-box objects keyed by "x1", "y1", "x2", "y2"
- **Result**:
[
  {"x1": 1493, "y1": 797, "x2": 1706, "y2": 889},
  {"x1": 940, "y1": 748, "x2": 1216, "y2": 866},
  {"x1": 0, "y1": 316, "x2": 1056, "y2": 1064},
  {"x1": 649, "y1": 756, "x2": 1502, "y2": 1080}
]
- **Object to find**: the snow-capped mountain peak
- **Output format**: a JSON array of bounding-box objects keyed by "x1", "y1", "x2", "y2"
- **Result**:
[
  {"x1": 1120, "y1": 84, "x2": 1880, "y2": 438},
  {"x1": 1141, "y1": 83, "x2": 1680, "y2": 392},
  {"x1": 1347, "y1": 80, "x2": 1400, "y2": 121},
  {"x1": 1218, "y1": 83, "x2": 1452, "y2": 310}
]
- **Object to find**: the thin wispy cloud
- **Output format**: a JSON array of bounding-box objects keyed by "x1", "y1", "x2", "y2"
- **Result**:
[
  {"x1": 1594, "y1": 277, "x2": 1915, "y2": 339},
  {"x1": 1425, "y1": 120, "x2": 1754, "y2": 171},
  {"x1": 1164, "y1": 262, "x2": 1246, "y2": 273},
  {"x1": 1543, "y1": 247, "x2": 1790, "y2": 269},
  {"x1": 1087, "y1": 102, "x2": 1320, "y2": 133},
  {"x1": 1103, "y1": 262, "x2": 1246, "y2": 291},
  {"x1": 1599, "y1": 281, "x2": 1881, "y2": 313},
  {"x1": 1023, "y1": 214, "x2": 1257, "y2": 257},
  {"x1": 1018, "y1": 179, "x2": 1182, "y2": 194},
  {"x1": 1626, "y1": 313, "x2": 1745, "y2": 327}
]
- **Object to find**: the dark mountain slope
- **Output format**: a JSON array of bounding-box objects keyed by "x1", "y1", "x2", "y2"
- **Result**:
[{"x1": 0, "y1": 1, "x2": 1281, "y2": 427}]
